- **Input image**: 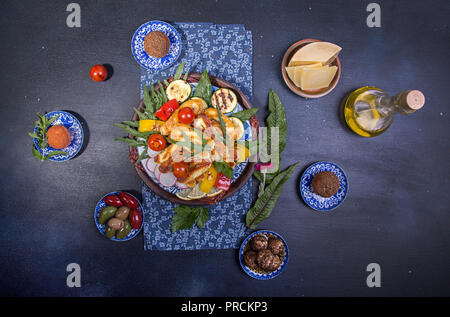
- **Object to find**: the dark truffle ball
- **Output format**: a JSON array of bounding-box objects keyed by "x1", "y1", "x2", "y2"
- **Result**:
[
  {"x1": 243, "y1": 250, "x2": 258, "y2": 270},
  {"x1": 250, "y1": 234, "x2": 268, "y2": 251},
  {"x1": 268, "y1": 237, "x2": 284, "y2": 256},
  {"x1": 311, "y1": 171, "x2": 340, "y2": 197},
  {"x1": 266, "y1": 255, "x2": 281, "y2": 271},
  {"x1": 256, "y1": 249, "x2": 275, "y2": 271}
]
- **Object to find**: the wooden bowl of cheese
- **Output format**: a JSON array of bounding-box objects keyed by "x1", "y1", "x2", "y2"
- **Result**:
[{"x1": 282, "y1": 39, "x2": 341, "y2": 98}]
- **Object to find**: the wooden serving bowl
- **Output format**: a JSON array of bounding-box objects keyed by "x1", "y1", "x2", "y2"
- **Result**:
[
  {"x1": 281, "y1": 38, "x2": 341, "y2": 98},
  {"x1": 128, "y1": 73, "x2": 260, "y2": 206}
]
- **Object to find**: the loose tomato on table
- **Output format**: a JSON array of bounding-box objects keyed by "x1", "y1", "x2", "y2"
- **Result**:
[
  {"x1": 178, "y1": 107, "x2": 195, "y2": 125},
  {"x1": 89, "y1": 65, "x2": 108, "y2": 82},
  {"x1": 118, "y1": 192, "x2": 139, "y2": 209},
  {"x1": 173, "y1": 162, "x2": 189, "y2": 179},
  {"x1": 155, "y1": 99, "x2": 179, "y2": 121},
  {"x1": 129, "y1": 209, "x2": 143, "y2": 230},
  {"x1": 147, "y1": 133, "x2": 167, "y2": 151}
]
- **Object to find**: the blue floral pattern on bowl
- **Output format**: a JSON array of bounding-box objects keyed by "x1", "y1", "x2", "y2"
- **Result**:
[
  {"x1": 131, "y1": 21, "x2": 181, "y2": 70},
  {"x1": 300, "y1": 161, "x2": 348, "y2": 211},
  {"x1": 94, "y1": 191, "x2": 144, "y2": 242},
  {"x1": 137, "y1": 83, "x2": 252, "y2": 195},
  {"x1": 239, "y1": 230, "x2": 289, "y2": 280},
  {"x1": 33, "y1": 111, "x2": 83, "y2": 162}
]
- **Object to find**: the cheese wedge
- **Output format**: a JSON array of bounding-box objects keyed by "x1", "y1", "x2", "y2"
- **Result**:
[
  {"x1": 298, "y1": 65, "x2": 337, "y2": 90},
  {"x1": 285, "y1": 63, "x2": 322, "y2": 87},
  {"x1": 290, "y1": 42, "x2": 341, "y2": 66}
]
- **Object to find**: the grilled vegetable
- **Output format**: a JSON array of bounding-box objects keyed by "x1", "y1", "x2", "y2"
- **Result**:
[
  {"x1": 199, "y1": 165, "x2": 218, "y2": 194},
  {"x1": 139, "y1": 119, "x2": 164, "y2": 132},
  {"x1": 211, "y1": 88, "x2": 238, "y2": 113},
  {"x1": 155, "y1": 99, "x2": 179, "y2": 121},
  {"x1": 166, "y1": 79, "x2": 191, "y2": 103}
]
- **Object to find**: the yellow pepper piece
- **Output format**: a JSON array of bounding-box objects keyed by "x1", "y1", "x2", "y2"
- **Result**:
[
  {"x1": 139, "y1": 119, "x2": 164, "y2": 133},
  {"x1": 199, "y1": 166, "x2": 218, "y2": 194},
  {"x1": 235, "y1": 144, "x2": 250, "y2": 164}
]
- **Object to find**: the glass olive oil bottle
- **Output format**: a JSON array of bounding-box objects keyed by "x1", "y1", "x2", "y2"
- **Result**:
[{"x1": 344, "y1": 87, "x2": 425, "y2": 137}]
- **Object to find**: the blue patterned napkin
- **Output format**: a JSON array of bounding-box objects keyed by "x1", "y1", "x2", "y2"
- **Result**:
[{"x1": 140, "y1": 22, "x2": 253, "y2": 250}]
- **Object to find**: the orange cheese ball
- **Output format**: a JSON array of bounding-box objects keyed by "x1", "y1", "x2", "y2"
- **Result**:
[{"x1": 46, "y1": 125, "x2": 71, "y2": 149}]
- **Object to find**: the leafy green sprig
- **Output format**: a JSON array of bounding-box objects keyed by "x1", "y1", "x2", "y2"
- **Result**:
[
  {"x1": 28, "y1": 113, "x2": 67, "y2": 161},
  {"x1": 171, "y1": 206, "x2": 209, "y2": 233}
]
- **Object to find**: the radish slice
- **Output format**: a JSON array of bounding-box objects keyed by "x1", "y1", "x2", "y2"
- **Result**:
[
  {"x1": 159, "y1": 171, "x2": 177, "y2": 187},
  {"x1": 146, "y1": 157, "x2": 158, "y2": 173},
  {"x1": 175, "y1": 181, "x2": 188, "y2": 189},
  {"x1": 147, "y1": 147, "x2": 161, "y2": 158},
  {"x1": 154, "y1": 165, "x2": 161, "y2": 180}
]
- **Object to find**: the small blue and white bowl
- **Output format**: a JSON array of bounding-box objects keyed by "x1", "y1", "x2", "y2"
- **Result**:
[
  {"x1": 300, "y1": 161, "x2": 348, "y2": 211},
  {"x1": 239, "y1": 230, "x2": 289, "y2": 280},
  {"x1": 131, "y1": 20, "x2": 181, "y2": 70},
  {"x1": 94, "y1": 191, "x2": 144, "y2": 242},
  {"x1": 33, "y1": 110, "x2": 83, "y2": 162}
]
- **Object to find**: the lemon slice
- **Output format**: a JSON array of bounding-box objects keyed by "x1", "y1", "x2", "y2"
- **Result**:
[
  {"x1": 187, "y1": 184, "x2": 206, "y2": 199},
  {"x1": 229, "y1": 117, "x2": 245, "y2": 140},
  {"x1": 175, "y1": 188, "x2": 193, "y2": 201},
  {"x1": 206, "y1": 187, "x2": 223, "y2": 197}
]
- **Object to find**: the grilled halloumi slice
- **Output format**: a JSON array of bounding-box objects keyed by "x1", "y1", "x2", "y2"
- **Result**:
[
  {"x1": 169, "y1": 123, "x2": 203, "y2": 146},
  {"x1": 204, "y1": 108, "x2": 238, "y2": 140},
  {"x1": 160, "y1": 97, "x2": 208, "y2": 135},
  {"x1": 183, "y1": 162, "x2": 212, "y2": 184},
  {"x1": 154, "y1": 143, "x2": 179, "y2": 165},
  {"x1": 211, "y1": 139, "x2": 235, "y2": 162}
]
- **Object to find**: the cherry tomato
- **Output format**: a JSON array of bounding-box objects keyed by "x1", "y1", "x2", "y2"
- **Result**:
[
  {"x1": 129, "y1": 209, "x2": 142, "y2": 230},
  {"x1": 103, "y1": 194, "x2": 123, "y2": 207},
  {"x1": 90, "y1": 65, "x2": 108, "y2": 82},
  {"x1": 147, "y1": 134, "x2": 167, "y2": 151},
  {"x1": 173, "y1": 162, "x2": 189, "y2": 179},
  {"x1": 178, "y1": 107, "x2": 195, "y2": 125},
  {"x1": 118, "y1": 192, "x2": 139, "y2": 209}
]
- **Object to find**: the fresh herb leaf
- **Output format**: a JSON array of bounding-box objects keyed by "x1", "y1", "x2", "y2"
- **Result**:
[
  {"x1": 193, "y1": 69, "x2": 212, "y2": 105},
  {"x1": 213, "y1": 161, "x2": 234, "y2": 179},
  {"x1": 183, "y1": 71, "x2": 189, "y2": 81},
  {"x1": 253, "y1": 90, "x2": 287, "y2": 184},
  {"x1": 143, "y1": 85, "x2": 155, "y2": 114},
  {"x1": 214, "y1": 103, "x2": 228, "y2": 144},
  {"x1": 230, "y1": 108, "x2": 259, "y2": 122},
  {"x1": 195, "y1": 207, "x2": 209, "y2": 229},
  {"x1": 29, "y1": 113, "x2": 64, "y2": 161},
  {"x1": 114, "y1": 137, "x2": 146, "y2": 147},
  {"x1": 158, "y1": 81, "x2": 168, "y2": 103},
  {"x1": 121, "y1": 120, "x2": 139, "y2": 128},
  {"x1": 46, "y1": 150, "x2": 67, "y2": 158},
  {"x1": 171, "y1": 206, "x2": 209, "y2": 233},
  {"x1": 246, "y1": 162, "x2": 299, "y2": 229},
  {"x1": 173, "y1": 62, "x2": 185, "y2": 80}
]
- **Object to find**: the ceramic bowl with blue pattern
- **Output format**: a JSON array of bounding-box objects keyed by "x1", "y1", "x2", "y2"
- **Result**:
[
  {"x1": 239, "y1": 230, "x2": 289, "y2": 280},
  {"x1": 33, "y1": 111, "x2": 83, "y2": 162},
  {"x1": 132, "y1": 73, "x2": 259, "y2": 206},
  {"x1": 94, "y1": 191, "x2": 144, "y2": 242},
  {"x1": 131, "y1": 21, "x2": 181, "y2": 70},
  {"x1": 300, "y1": 161, "x2": 348, "y2": 211}
]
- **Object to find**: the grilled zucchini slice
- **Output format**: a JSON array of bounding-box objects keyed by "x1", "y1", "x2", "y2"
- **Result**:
[
  {"x1": 211, "y1": 88, "x2": 238, "y2": 113},
  {"x1": 166, "y1": 79, "x2": 192, "y2": 103}
]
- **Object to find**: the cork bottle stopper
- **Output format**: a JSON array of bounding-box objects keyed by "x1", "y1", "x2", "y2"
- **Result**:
[{"x1": 403, "y1": 90, "x2": 425, "y2": 111}]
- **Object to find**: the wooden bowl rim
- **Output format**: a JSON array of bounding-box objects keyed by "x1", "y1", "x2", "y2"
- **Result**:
[
  {"x1": 129, "y1": 73, "x2": 260, "y2": 206},
  {"x1": 281, "y1": 38, "x2": 341, "y2": 99}
]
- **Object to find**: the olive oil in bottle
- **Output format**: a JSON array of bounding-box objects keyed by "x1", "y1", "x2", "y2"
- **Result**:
[{"x1": 343, "y1": 87, "x2": 425, "y2": 137}]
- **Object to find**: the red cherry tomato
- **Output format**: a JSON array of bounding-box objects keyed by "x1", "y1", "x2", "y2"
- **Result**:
[
  {"x1": 90, "y1": 65, "x2": 108, "y2": 82},
  {"x1": 103, "y1": 194, "x2": 123, "y2": 207},
  {"x1": 178, "y1": 107, "x2": 195, "y2": 125},
  {"x1": 129, "y1": 209, "x2": 142, "y2": 230},
  {"x1": 118, "y1": 192, "x2": 139, "y2": 209},
  {"x1": 173, "y1": 162, "x2": 189, "y2": 179},
  {"x1": 147, "y1": 134, "x2": 167, "y2": 151}
]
